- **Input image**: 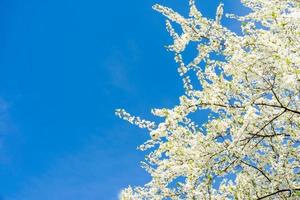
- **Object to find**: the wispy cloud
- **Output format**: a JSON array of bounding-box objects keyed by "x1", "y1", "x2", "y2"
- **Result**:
[
  {"x1": 102, "y1": 41, "x2": 141, "y2": 93},
  {"x1": 0, "y1": 98, "x2": 17, "y2": 164},
  {"x1": 0, "y1": 98, "x2": 11, "y2": 135},
  {"x1": 6, "y1": 131, "x2": 149, "y2": 200}
]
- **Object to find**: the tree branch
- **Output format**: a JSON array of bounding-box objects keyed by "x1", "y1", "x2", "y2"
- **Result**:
[
  {"x1": 240, "y1": 160, "x2": 271, "y2": 182},
  {"x1": 255, "y1": 102, "x2": 300, "y2": 115},
  {"x1": 257, "y1": 188, "x2": 300, "y2": 200},
  {"x1": 242, "y1": 109, "x2": 287, "y2": 148}
]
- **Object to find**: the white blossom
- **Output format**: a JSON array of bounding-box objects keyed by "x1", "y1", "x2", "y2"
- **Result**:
[{"x1": 117, "y1": 0, "x2": 300, "y2": 199}]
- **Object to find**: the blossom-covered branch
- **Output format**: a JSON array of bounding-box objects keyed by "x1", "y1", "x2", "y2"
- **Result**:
[{"x1": 117, "y1": 0, "x2": 300, "y2": 199}]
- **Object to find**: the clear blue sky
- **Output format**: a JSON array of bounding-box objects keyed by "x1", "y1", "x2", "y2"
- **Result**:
[{"x1": 0, "y1": 0, "x2": 247, "y2": 199}]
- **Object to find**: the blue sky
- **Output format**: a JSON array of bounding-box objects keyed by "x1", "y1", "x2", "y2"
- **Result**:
[{"x1": 0, "y1": 0, "x2": 247, "y2": 199}]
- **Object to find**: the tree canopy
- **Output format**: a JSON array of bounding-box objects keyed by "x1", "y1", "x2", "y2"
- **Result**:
[{"x1": 117, "y1": 0, "x2": 300, "y2": 199}]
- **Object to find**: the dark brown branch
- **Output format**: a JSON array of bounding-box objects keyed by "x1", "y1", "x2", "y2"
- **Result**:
[
  {"x1": 222, "y1": 158, "x2": 239, "y2": 173},
  {"x1": 255, "y1": 102, "x2": 300, "y2": 115},
  {"x1": 240, "y1": 160, "x2": 271, "y2": 182},
  {"x1": 257, "y1": 188, "x2": 300, "y2": 200},
  {"x1": 242, "y1": 109, "x2": 287, "y2": 149},
  {"x1": 247, "y1": 132, "x2": 290, "y2": 139},
  {"x1": 271, "y1": 88, "x2": 284, "y2": 107},
  {"x1": 189, "y1": 25, "x2": 209, "y2": 40},
  {"x1": 194, "y1": 101, "x2": 300, "y2": 115},
  {"x1": 195, "y1": 102, "x2": 245, "y2": 109}
]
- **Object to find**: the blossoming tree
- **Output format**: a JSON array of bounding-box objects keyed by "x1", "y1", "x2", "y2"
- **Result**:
[{"x1": 116, "y1": 0, "x2": 300, "y2": 199}]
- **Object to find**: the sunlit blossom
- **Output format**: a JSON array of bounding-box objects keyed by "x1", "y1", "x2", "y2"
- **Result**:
[{"x1": 117, "y1": 0, "x2": 300, "y2": 199}]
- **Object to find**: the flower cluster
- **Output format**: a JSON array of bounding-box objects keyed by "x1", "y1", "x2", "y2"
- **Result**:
[{"x1": 117, "y1": 0, "x2": 300, "y2": 199}]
